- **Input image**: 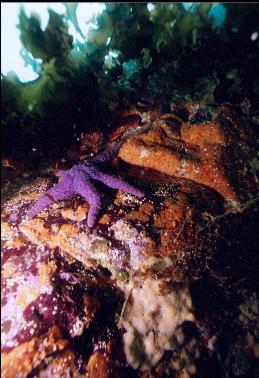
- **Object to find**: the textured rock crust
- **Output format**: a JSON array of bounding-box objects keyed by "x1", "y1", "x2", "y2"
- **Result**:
[{"x1": 1, "y1": 102, "x2": 259, "y2": 377}]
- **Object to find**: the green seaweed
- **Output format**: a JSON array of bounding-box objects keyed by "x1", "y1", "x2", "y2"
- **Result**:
[{"x1": 1, "y1": 3, "x2": 259, "y2": 158}]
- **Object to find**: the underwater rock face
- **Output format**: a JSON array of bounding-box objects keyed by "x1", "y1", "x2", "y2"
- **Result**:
[
  {"x1": 1, "y1": 102, "x2": 259, "y2": 377},
  {"x1": 120, "y1": 278, "x2": 194, "y2": 369},
  {"x1": 118, "y1": 103, "x2": 257, "y2": 202},
  {"x1": 4, "y1": 175, "x2": 223, "y2": 283}
]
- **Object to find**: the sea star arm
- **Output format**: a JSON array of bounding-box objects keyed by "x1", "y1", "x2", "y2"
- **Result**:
[
  {"x1": 74, "y1": 178, "x2": 102, "y2": 227},
  {"x1": 91, "y1": 142, "x2": 122, "y2": 164},
  {"x1": 89, "y1": 170, "x2": 144, "y2": 197},
  {"x1": 27, "y1": 195, "x2": 53, "y2": 220},
  {"x1": 27, "y1": 181, "x2": 73, "y2": 220}
]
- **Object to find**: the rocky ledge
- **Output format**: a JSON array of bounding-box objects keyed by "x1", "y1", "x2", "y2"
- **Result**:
[{"x1": 1, "y1": 101, "x2": 259, "y2": 377}]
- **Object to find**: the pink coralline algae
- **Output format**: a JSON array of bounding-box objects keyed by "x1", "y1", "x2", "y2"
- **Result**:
[{"x1": 27, "y1": 143, "x2": 144, "y2": 227}]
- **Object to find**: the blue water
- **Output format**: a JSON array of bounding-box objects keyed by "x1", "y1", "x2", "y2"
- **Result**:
[{"x1": 182, "y1": 2, "x2": 226, "y2": 27}]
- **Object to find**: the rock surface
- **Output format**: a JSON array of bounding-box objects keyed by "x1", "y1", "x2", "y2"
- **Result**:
[{"x1": 1, "y1": 102, "x2": 259, "y2": 377}]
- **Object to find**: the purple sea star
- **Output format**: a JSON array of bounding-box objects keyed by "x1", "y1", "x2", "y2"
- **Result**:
[{"x1": 26, "y1": 143, "x2": 144, "y2": 227}]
